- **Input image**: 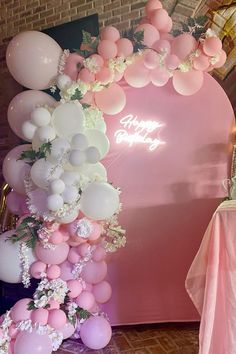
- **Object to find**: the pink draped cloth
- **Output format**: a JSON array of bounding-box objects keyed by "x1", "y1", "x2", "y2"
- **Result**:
[{"x1": 186, "y1": 200, "x2": 236, "y2": 354}]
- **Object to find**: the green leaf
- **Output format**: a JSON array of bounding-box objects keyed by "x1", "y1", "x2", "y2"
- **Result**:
[
  {"x1": 70, "y1": 88, "x2": 83, "y2": 101},
  {"x1": 27, "y1": 301, "x2": 36, "y2": 310},
  {"x1": 181, "y1": 22, "x2": 190, "y2": 32},
  {"x1": 82, "y1": 30, "x2": 92, "y2": 44},
  {"x1": 172, "y1": 29, "x2": 182, "y2": 37},
  {"x1": 133, "y1": 30, "x2": 144, "y2": 43},
  {"x1": 187, "y1": 17, "x2": 195, "y2": 27},
  {"x1": 77, "y1": 306, "x2": 91, "y2": 320},
  {"x1": 90, "y1": 37, "x2": 99, "y2": 50},
  {"x1": 75, "y1": 49, "x2": 93, "y2": 58},
  {"x1": 82, "y1": 103, "x2": 91, "y2": 109},
  {"x1": 195, "y1": 15, "x2": 208, "y2": 26}
]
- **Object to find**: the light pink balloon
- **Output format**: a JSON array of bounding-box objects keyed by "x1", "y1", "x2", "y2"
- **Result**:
[
  {"x1": 7, "y1": 90, "x2": 56, "y2": 141},
  {"x1": 150, "y1": 9, "x2": 169, "y2": 31},
  {"x1": 80, "y1": 316, "x2": 112, "y2": 350},
  {"x1": 165, "y1": 54, "x2": 180, "y2": 70},
  {"x1": 100, "y1": 26, "x2": 120, "y2": 42},
  {"x1": 124, "y1": 60, "x2": 150, "y2": 88},
  {"x1": 95, "y1": 83, "x2": 126, "y2": 115},
  {"x1": 160, "y1": 16, "x2": 173, "y2": 33},
  {"x1": 213, "y1": 49, "x2": 227, "y2": 69},
  {"x1": 31, "y1": 308, "x2": 49, "y2": 325},
  {"x1": 60, "y1": 320, "x2": 76, "y2": 339},
  {"x1": 76, "y1": 290, "x2": 95, "y2": 310},
  {"x1": 3, "y1": 144, "x2": 31, "y2": 195},
  {"x1": 81, "y1": 261, "x2": 107, "y2": 284},
  {"x1": 64, "y1": 53, "x2": 84, "y2": 81},
  {"x1": 35, "y1": 242, "x2": 69, "y2": 265},
  {"x1": 171, "y1": 33, "x2": 197, "y2": 61},
  {"x1": 145, "y1": 0, "x2": 163, "y2": 16},
  {"x1": 48, "y1": 300, "x2": 60, "y2": 310},
  {"x1": 95, "y1": 67, "x2": 113, "y2": 85},
  {"x1": 47, "y1": 265, "x2": 61, "y2": 279},
  {"x1": 50, "y1": 231, "x2": 64, "y2": 245},
  {"x1": 6, "y1": 191, "x2": 23, "y2": 215},
  {"x1": 92, "y1": 246, "x2": 106, "y2": 262},
  {"x1": 67, "y1": 247, "x2": 81, "y2": 264},
  {"x1": 135, "y1": 24, "x2": 160, "y2": 47},
  {"x1": 89, "y1": 54, "x2": 104, "y2": 71},
  {"x1": 11, "y1": 298, "x2": 32, "y2": 323},
  {"x1": 30, "y1": 261, "x2": 47, "y2": 279},
  {"x1": 9, "y1": 324, "x2": 19, "y2": 339},
  {"x1": 89, "y1": 222, "x2": 102, "y2": 241},
  {"x1": 172, "y1": 70, "x2": 204, "y2": 96},
  {"x1": 78, "y1": 68, "x2": 95, "y2": 83},
  {"x1": 193, "y1": 54, "x2": 210, "y2": 71},
  {"x1": 97, "y1": 40, "x2": 118, "y2": 60},
  {"x1": 80, "y1": 91, "x2": 95, "y2": 105},
  {"x1": 6, "y1": 31, "x2": 61, "y2": 90},
  {"x1": 93, "y1": 280, "x2": 112, "y2": 303},
  {"x1": 14, "y1": 329, "x2": 52, "y2": 354},
  {"x1": 67, "y1": 279, "x2": 83, "y2": 298},
  {"x1": 152, "y1": 39, "x2": 171, "y2": 54},
  {"x1": 116, "y1": 38, "x2": 133, "y2": 57},
  {"x1": 59, "y1": 260, "x2": 74, "y2": 281},
  {"x1": 151, "y1": 67, "x2": 170, "y2": 87},
  {"x1": 203, "y1": 37, "x2": 222, "y2": 57},
  {"x1": 47, "y1": 309, "x2": 67, "y2": 330},
  {"x1": 144, "y1": 51, "x2": 160, "y2": 69}
]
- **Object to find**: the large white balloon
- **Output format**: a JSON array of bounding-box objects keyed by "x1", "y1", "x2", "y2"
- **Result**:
[
  {"x1": 80, "y1": 182, "x2": 119, "y2": 220},
  {"x1": 85, "y1": 130, "x2": 110, "y2": 159},
  {"x1": 52, "y1": 103, "x2": 84, "y2": 140},
  {"x1": 0, "y1": 230, "x2": 36, "y2": 283},
  {"x1": 30, "y1": 158, "x2": 63, "y2": 189}
]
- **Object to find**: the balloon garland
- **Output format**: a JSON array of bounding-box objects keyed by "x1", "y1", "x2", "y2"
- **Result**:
[{"x1": 0, "y1": 0, "x2": 226, "y2": 352}]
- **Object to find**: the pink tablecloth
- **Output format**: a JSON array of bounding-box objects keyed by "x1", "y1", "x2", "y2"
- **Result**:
[{"x1": 186, "y1": 200, "x2": 236, "y2": 354}]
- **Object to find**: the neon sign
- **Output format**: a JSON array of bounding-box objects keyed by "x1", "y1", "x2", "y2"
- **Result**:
[{"x1": 114, "y1": 114, "x2": 165, "y2": 151}]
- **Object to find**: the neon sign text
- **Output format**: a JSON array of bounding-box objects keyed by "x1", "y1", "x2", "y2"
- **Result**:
[{"x1": 114, "y1": 114, "x2": 165, "y2": 151}]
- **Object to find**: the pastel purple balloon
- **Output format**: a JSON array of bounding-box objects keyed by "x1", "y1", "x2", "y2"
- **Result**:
[
  {"x1": 92, "y1": 281, "x2": 112, "y2": 304},
  {"x1": 2, "y1": 145, "x2": 31, "y2": 195},
  {"x1": 7, "y1": 90, "x2": 56, "y2": 141},
  {"x1": 6, "y1": 31, "x2": 62, "y2": 90},
  {"x1": 80, "y1": 316, "x2": 112, "y2": 350},
  {"x1": 60, "y1": 320, "x2": 77, "y2": 339},
  {"x1": 59, "y1": 261, "x2": 74, "y2": 281},
  {"x1": 14, "y1": 329, "x2": 52, "y2": 354},
  {"x1": 35, "y1": 242, "x2": 69, "y2": 265},
  {"x1": 6, "y1": 191, "x2": 22, "y2": 215}
]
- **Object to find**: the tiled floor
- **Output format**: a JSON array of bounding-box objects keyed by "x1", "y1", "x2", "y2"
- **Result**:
[{"x1": 56, "y1": 322, "x2": 199, "y2": 354}]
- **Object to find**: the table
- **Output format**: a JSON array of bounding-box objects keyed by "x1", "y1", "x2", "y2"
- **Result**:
[{"x1": 186, "y1": 200, "x2": 236, "y2": 354}]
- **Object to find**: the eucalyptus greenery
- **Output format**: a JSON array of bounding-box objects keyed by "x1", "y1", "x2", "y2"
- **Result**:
[
  {"x1": 172, "y1": 16, "x2": 208, "y2": 40},
  {"x1": 74, "y1": 30, "x2": 99, "y2": 58},
  {"x1": 19, "y1": 142, "x2": 52, "y2": 166}
]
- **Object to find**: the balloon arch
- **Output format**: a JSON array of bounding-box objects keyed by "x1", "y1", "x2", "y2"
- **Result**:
[{"x1": 0, "y1": 0, "x2": 226, "y2": 352}]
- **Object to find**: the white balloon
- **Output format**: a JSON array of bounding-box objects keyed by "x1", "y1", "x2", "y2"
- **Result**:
[
  {"x1": 85, "y1": 129, "x2": 110, "y2": 159},
  {"x1": 52, "y1": 103, "x2": 84, "y2": 139},
  {"x1": 86, "y1": 146, "x2": 101, "y2": 164},
  {"x1": 30, "y1": 159, "x2": 63, "y2": 189},
  {"x1": 69, "y1": 150, "x2": 86, "y2": 166},
  {"x1": 50, "y1": 179, "x2": 65, "y2": 194},
  {"x1": 85, "y1": 163, "x2": 107, "y2": 181},
  {"x1": 31, "y1": 107, "x2": 51, "y2": 127},
  {"x1": 71, "y1": 133, "x2": 89, "y2": 150},
  {"x1": 48, "y1": 138, "x2": 70, "y2": 164},
  {"x1": 0, "y1": 230, "x2": 36, "y2": 283},
  {"x1": 32, "y1": 131, "x2": 43, "y2": 151},
  {"x1": 37, "y1": 125, "x2": 56, "y2": 142},
  {"x1": 22, "y1": 121, "x2": 37, "y2": 140},
  {"x1": 62, "y1": 185, "x2": 78, "y2": 204},
  {"x1": 57, "y1": 74, "x2": 72, "y2": 90},
  {"x1": 80, "y1": 182, "x2": 119, "y2": 220},
  {"x1": 61, "y1": 171, "x2": 80, "y2": 186},
  {"x1": 47, "y1": 194, "x2": 64, "y2": 211}
]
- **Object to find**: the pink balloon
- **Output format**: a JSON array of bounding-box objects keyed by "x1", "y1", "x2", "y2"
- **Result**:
[
  {"x1": 3, "y1": 145, "x2": 31, "y2": 195},
  {"x1": 47, "y1": 265, "x2": 61, "y2": 279},
  {"x1": 160, "y1": 16, "x2": 173, "y2": 33},
  {"x1": 165, "y1": 54, "x2": 180, "y2": 70},
  {"x1": 97, "y1": 40, "x2": 117, "y2": 60},
  {"x1": 80, "y1": 91, "x2": 95, "y2": 105},
  {"x1": 9, "y1": 324, "x2": 19, "y2": 339},
  {"x1": 152, "y1": 39, "x2": 171, "y2": 54},
  {"x1": 89, "y1": 54, "x2": 104, "y2": 71},
  {"x1": 89, "y1": 222, "x2": 102, "y2": 241},
  {"x1": 77, "y1": 243, "x2": 90, "y2": 257},
  {"x1": 48, "y1": 300, "x2": 60, "y2": 310},
  {"x1": 171, "y1": 33, "x2": 197, "y2": 61},
  {"x1": 6, "y1": 191, "x2": 23, "y2": 215},
  {"x1": 92, "y1": 246, "x2": 106, "y2": 262},
  {"x1": 124, "y1": 60, "x2": 150, "y2": 88},
  {"x1": 59, "y1": 261, "x2": 74, "y2": 281},
  {"x1": 135, "y1": 24, "x2": 160, "y2": 47},
  {"x1": 144, "y1": 51, "x2": 160, "y2": 69},
  {"x1": 95, "y1": 67, "x2": 113, "y2": 85},
  {"x1": 150, "y1": 9, "x2": 169, "y2": 31},
  {"x1": 193, "y1": 54, "x2": 210, "y2": 71},
  {"x1": 203, "y1": 37, "x2": 222, "y2": 57},
  {"x1": 14, "y1": 329, "x2": 52, "y2": 354},
  {"x1": 76, "y1": 290, "x2": 95, "y2": 310},
  {"x1": 81, "y1": 261, "x2": 107, "y2": 284},
  {"x1": 95, "y1": 83, "x2": 126, "y2": 115},
  {"x1": 116, "y1": 38, "x2": 133, "y2": 57},
  {"x1": 100, "y1": 26, "x2": 120, "y2": 42},
  {"x1": 67, "y1": 247, "x2": 81, "y2": 264},
  {"x1": 64, "y1": 53, "x2": 84, "y2": 81},
  {"x1": 30, "y1": 261, "x2": 47, "y2": 279},
  {"x1": 172, "y1": 70, "x2": 204, "y2": 96},
  {"x1": 31, "y1": 308, "x2": 49, "y2": 325},
  {"x1": 93, "y1": 281, "x2": 112, "y2": 303},
  {"x1": 35, "y1": 242, "x2": 69, "y2": 265},
  {"x1": 151, "y1": 67, "x2": 170, "y2": 87},
  {"x1": 60, "y1": 320, "x2": 76, "y2": 339},
  {"x1": 80, "y1": 316, "x2": 112, "y2": 350},
  {"x1": 145, "y1": 0, "x2": 163, "y2": 16},
  {"x1": 11, "y1": 298, "x2": 32, "y2": 323},
  {"x1": 47, "y1": 309, "x2": 67, "y2": 330},
  {"x1": 7, "y1": 90, "x2": 56, "y2": 141},
  {"x1": 50, "y1": 231, "x2": 64, "y2": 245},
  {"x1": 78, "y1": 68, "x2": 95, "y2": 83},
  {"x1": 6, "y1": 31, "x2": 61, "y2": 90},
  {"x1": 67, "y1": 279, "x2": 83, "y2": 298},
  {"x1": 213, "y1": 49, "x2": 227, "y2": 69}
]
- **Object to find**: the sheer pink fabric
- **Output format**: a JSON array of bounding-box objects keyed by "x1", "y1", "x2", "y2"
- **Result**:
[{"x1": 186, "y1": 201, "x2": 236, "y2": 354}]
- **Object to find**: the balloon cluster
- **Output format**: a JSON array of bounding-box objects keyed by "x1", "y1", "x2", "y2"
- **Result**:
[{"x1": 0, "y1": 0, "x2": 226, "y2": 353}]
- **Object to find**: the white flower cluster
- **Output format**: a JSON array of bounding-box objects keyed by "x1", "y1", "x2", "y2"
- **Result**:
[
  {"x1": 83, "y1": 57, "x2": 100, "y2": 73},
  {"x1": 103, "y1": 211, "x2": 126, "y2": 252},
  {"x1": 0, "y1": 312, "x2": 12, "y2": 354},
  {"x1": 72, "y1": 245, "x2": 96, "y2": 279},
  {"x1": 83, "y1": 106, "x2": 105, "y2": 131},
  {"x1": 67, "y1": 302, "x2": 78, "y2": 323},
  {"x1": 16, "y1": 320, "x2": 63, "y2": 351},
  {"x1": 33, "y1": 278, "x2": 69, "y2": 308},
  {"x1": 58, "y1": 49, "x2": 70, "y2": 75},
  {"x1": 108, "y1": 57, "x2": 127, "y2": 73},
  {"x1": 60, "y1": 80, "x2": 90, "y2": 101},
  {"x1": 19, "y1": 242, "x2": 31, "y2": 288}
]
